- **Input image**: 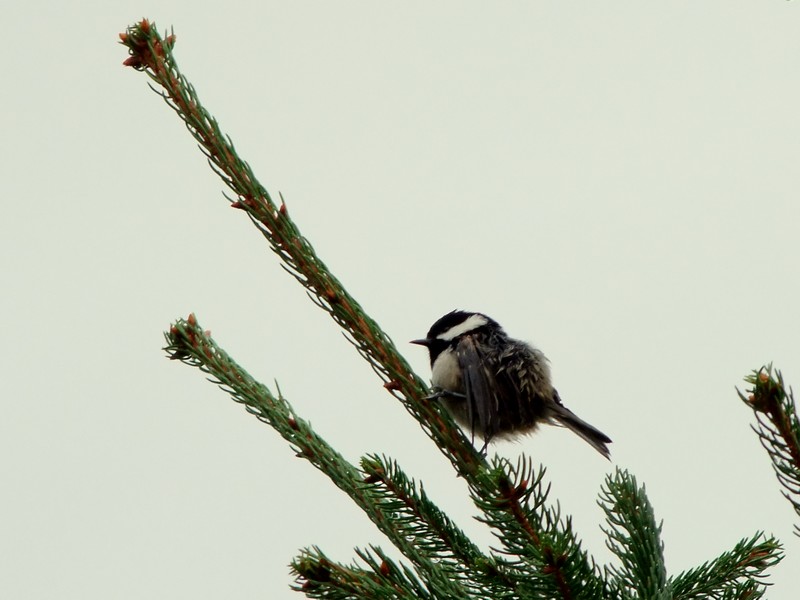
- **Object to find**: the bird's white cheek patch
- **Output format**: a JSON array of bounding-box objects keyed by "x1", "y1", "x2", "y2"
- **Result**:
[{"x1": 437, "y1": 314, "x2": 488, "y2": 341}]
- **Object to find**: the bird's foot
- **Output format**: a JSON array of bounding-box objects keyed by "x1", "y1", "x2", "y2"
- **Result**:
[{"x1": 424, "y1": 389, "x2": 466, "y2": 401}]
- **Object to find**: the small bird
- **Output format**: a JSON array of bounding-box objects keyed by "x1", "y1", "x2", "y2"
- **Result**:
[{"x1": 412, "y1": 310, "x2": 611, "y2": 458}]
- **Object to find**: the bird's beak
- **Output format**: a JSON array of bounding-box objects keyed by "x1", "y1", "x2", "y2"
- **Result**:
[{"x1": 410, "y1": 338, "x2": 432, "y2": 347}]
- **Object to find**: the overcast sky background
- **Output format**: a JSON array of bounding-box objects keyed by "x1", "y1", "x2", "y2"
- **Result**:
[{"x1": 3, "y1": 2, "x2": 800, "y2": 598}]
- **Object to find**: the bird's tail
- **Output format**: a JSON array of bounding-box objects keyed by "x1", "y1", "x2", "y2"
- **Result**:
[{"x1": 550, "y1": 401, "x2": 612, "y2": 460}]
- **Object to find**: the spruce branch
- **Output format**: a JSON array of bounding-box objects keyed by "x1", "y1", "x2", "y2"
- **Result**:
[
  {"x1": 669, "y1": 532, "x2": 782, "y2": 600},
  {"x1": 359, "y1": 454, "x2": 514, "y2": 597},
  {"x1": 471, "y1": 456, "x2": 605, "y2": 599},
  {"x1": 292, "y1": 545, "x2": 434, "y2": 600},
  {"x1": 599, "y1": 472, "x2": 782, "y2": 600},
  {"x1": 718, "y1": 581, "x2": 766, "y2": 600},
  {"x1": 739, "y1": 365, "x2": 800, "y2": 535},
  {"x1": 599, "y1": 469, "x2": 669, "y2": 599}
]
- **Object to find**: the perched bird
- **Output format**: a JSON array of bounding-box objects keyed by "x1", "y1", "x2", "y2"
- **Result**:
[{"x1": 412, "y1": 310, "x2": 611, "y2": 458}]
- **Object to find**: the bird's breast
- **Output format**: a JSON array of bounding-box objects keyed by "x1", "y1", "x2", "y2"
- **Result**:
[{"x1": 430, "y1": 350, "x2": 463, "y2": 392}]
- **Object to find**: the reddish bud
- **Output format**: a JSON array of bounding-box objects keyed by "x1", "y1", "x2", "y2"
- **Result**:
[
  {"x1": 230, "y1": 200, "x2": 246, "y2": 210},
  {"x1": 758, "y1": 371, "x2": 769, "y2": 383},
  {"x1": 383, "y1": 380, "x2": 401, "y2": 391},
  {"x1": 187, "y1": 312, "x2": 197, "y2": 326},
  {"x1": 379, "y1": 561, "x2": 390, "y2": 576},
  {"x1": 122, "y1": 56, "x2": 142, "y2": 68},
  {"x1": 170, "y1": 325, "x2": 179, "y2": 336},
  {"x1": 140, "y1": 19, "x2": 150, "y2": 33},
  {"x1": 204, "y1": 330, "x2": 212, "y2": 337},
  {"x1": 164, "y1": 34, "x2": 176, "y2": 48},
  {"x1": 288, "y1": 417, "x2": 299, "y2": 430},
  {"x1": 119, "y1": 32, "x2": 128, "y2": 42}
]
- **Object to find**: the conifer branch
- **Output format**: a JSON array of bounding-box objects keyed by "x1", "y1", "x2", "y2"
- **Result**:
[
  {"x1": 669, "y1": 532, "x2": 781, "y2": 600},
  {"x1": 599, "y1": 469, "x2": 670, "y2": 599},
  {"x1": 471, "y1": 456, "x2": 605, "y2": 599},
  {"x1": 739, "y1": 365, "x2": 800, "y2": 535},
  {"x1": 359, "y1": 455, "x2": 514, "y2": 597},
  {"x1": 292, "y1": 546, "x2": 434, "y2": 599},
  {"x1": 718, "y1": 581, "x2": 766, "y2": 600}
]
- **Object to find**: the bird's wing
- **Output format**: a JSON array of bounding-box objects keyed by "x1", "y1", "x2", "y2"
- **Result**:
[{"x1": 455, "y1": 336, "x2": 499, "y2": 443}]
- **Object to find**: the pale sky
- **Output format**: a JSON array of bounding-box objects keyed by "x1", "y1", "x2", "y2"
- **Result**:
[{"x1": 3, "y1": 2, "x2": 800, "y2": 598}]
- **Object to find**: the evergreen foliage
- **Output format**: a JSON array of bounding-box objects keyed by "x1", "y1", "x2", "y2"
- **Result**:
[
  {"x1": 739, "y1": 366, "x2": 800, "y2": 537},
  {"x1": 122, "y1": 20, "x2": 791, "y2": 598}
]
